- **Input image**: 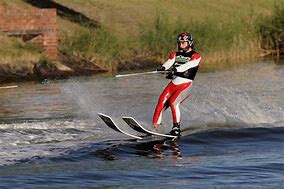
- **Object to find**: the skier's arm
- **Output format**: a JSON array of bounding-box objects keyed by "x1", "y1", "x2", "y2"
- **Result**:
[{"x1": 160, "y1": 52, "x2": 176, "y2": 70}]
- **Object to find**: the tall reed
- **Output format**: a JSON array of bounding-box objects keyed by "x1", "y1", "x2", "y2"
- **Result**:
[
  {"x1": 139, "y1": 10, "x2": 260, "y2": 63},
  {"x1": 259, "y1": 2, "x2": 284, "y2": 56}
]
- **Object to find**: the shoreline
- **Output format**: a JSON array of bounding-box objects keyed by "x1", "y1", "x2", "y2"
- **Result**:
[{"x1": 0, "y1": 53, "x2": 282, "y2": 85}]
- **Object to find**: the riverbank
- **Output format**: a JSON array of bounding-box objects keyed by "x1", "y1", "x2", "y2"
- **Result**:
[{"x1": 0, "y1": 0, "x2": 283, "y2": 84}]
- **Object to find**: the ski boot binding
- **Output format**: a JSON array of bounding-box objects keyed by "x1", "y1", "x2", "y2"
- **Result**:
[{"x1": 169, "y1": 123, "x2": 181, "y2": 137}]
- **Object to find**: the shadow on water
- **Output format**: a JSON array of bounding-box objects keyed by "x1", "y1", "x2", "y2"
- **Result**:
[
  {"x1": 14, "y1": 126, "x2": 284, "y2": 165},
  {"x1": 14, "y1": 137, "x2": 182, "y2": 165},
  {"x1": 98, "y1": 138, "x2": 182, "y2": 160}
]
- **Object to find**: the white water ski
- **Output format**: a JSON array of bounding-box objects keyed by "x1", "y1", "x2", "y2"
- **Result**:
[
  {"x1": 122, "y1": 116, "x2": 177, "y2": 139},
  {"x1": 98, "y1": 113, "x2": 143, "y2": 140}
]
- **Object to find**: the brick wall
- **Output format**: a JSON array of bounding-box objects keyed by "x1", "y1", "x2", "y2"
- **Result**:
[{"x1": 0, "y1": 6, "x2": 58, "y2": 60}]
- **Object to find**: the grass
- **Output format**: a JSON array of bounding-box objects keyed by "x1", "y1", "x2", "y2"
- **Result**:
[
  {"x1": 134, "y1": 0, "x2": 275, "y2": 63},
  {"x1": 0, "y1": 0, "x2": 281, "y2": 74},
  {"x1": 56, "y1": 0, "x2": 278, "y2": 68},
  {"x1": 59, "y1": 21, "x2": 123, "y2": 71},
  {"x1": 0, "y1": 33, "x2": 41, "y2": 69}
]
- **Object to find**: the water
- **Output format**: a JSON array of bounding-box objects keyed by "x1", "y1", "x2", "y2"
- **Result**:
[{"x1": 0, "y1": 60, "x2": 283, "y2": 188}]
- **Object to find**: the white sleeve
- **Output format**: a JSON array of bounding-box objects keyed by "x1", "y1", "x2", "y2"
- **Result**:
[
  {"x1": 162, "y1": 57, "x2": 175, "y2": 70},
  {"x1": 176, "y1": 57, "x2": 201, "y2": 72}
]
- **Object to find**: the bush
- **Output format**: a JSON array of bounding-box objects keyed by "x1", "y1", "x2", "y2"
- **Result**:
[{"x1": 259, "y1": 3, "x2": 284, "y2": 53}]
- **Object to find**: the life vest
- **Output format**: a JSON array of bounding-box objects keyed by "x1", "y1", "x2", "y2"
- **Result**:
[{"x1": 173, "y1": 50, "x2": 200, "y2": 80}]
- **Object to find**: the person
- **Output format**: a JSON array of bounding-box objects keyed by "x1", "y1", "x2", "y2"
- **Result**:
[{"x1": 153, "y1": 32, "x2": 201, "y2": 136}]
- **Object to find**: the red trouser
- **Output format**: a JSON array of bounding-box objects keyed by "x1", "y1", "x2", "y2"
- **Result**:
[{"x1": 153, "y1": 81, "x2": 192, "y2": 126}]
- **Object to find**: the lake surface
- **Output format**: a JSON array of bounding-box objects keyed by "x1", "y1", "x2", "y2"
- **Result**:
[{"x1": 0, "y1": 59, "x2": 283, "y2": 188}]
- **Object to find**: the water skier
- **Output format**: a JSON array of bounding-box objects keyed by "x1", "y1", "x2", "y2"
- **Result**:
[{"x1": 153, "y1": 32, "x2": 201, "y2": 136}]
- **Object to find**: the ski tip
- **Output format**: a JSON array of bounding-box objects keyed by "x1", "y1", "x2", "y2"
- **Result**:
[
  {"x1": 122, "y1": 116, "x2": 133, "y2": 119},
  {"x1": 98, "y1": 112, "x2": 108, "y2": 117},
  {"x1": 98, "y1": 113, "x2": 112, "y2": 120}
]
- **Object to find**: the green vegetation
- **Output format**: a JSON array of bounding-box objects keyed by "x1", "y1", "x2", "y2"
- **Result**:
[
  {"x1": 0, "y1": 0, "x2": 283, "y2": 74},
  {"x1": 39, "y1": 55, "x2": 57, "y2": 68},
  {"x1": 0, "y1": 33, "x2": 40, "y2": 67},
  {"x1": 60, "y1": 25, "x2": 123, "y2": 70},
  {"x1": 57, "y1": 0, "x2": 280, "y2": 68},
  {"x1": 140, "y1": 11, "x2": 258, "y2": 62},
  {"x1": 259, "y1": 2, "x2": 284, "y2": 56}
]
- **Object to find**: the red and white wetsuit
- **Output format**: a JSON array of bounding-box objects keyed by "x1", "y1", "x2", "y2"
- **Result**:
[{"x1": 153, "y1": 50, "x2": 201, "y2": 126}]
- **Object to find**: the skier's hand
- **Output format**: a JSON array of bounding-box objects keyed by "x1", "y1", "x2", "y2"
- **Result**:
[
  {"x1": 156, "y1": 66, "x2": 166, "y2": 72},
  {"x1": 171, "y1": 67, "x2": 177, "y2": 74},
  {"x1": 166, "y1": 67, "x2": 177, "y2": 79}
]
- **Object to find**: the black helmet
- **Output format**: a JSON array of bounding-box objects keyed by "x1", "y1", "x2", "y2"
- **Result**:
[{"x1": 177, "y1": 32, "x2": 194, "y2": 51}]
